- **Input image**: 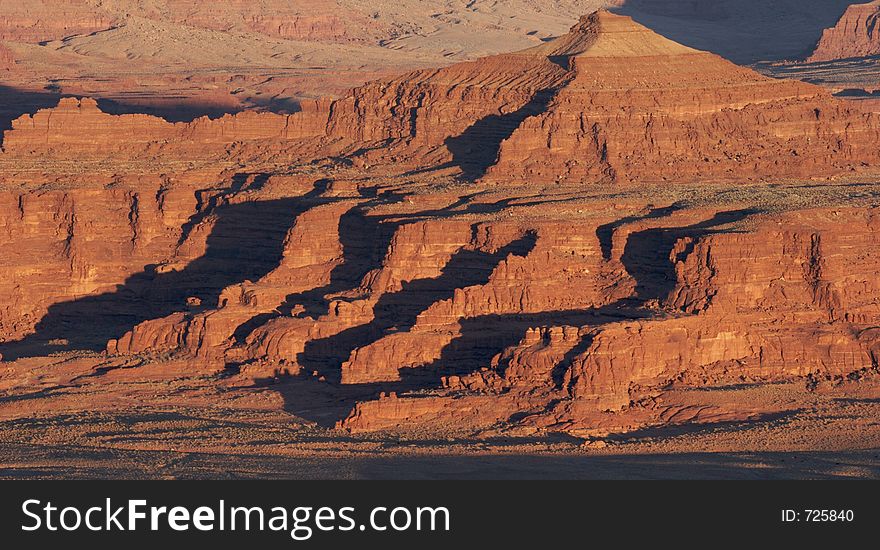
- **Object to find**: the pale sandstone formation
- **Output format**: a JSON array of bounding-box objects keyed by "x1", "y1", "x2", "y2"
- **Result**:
[
  {"x1": 0, "y1": 1, "x2": 112, "y2": 43},
  {"x1": 808, "y1": 1, "x2": 880, "y2": 62},
  {"x1": 149, "y1": 1, "x2": 359, "y2": 42},
  {"x1": 0, "y1": 0, "x2": 364, "y2": 44}
]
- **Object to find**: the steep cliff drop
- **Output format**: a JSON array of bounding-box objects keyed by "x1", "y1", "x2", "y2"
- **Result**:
[
  {"x1": 808, "y1": 0, "x2": 880, "y2": 62},
  {"x1": 1, "y1": 10, "x2": 880, "y2": 472}
]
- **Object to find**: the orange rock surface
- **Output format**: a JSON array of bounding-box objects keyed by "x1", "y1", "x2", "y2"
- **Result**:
[
  {"x1": 487, "y1": 12, "x2": 880, "y2": 184},
  {"x1": 1, "y1": 7, "x2": 880, "y2": 463},
  {"x1": 808, "y1": 1, "x2": 880, "y2": 62}
]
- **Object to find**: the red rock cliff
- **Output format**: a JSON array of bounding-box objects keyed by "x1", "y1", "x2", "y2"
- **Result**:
[{"x1": 808, "y1": 1, "x2": 880, "y2": 62}]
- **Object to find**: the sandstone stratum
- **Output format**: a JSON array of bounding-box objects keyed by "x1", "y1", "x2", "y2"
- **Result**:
[{"x1": 1, "y1": 8, "x2": 880, "y2": 476}]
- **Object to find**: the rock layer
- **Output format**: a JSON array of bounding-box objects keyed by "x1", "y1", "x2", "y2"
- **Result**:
[
  {"x1": 275, "y1": 10, "x2": 880, "y2": 185},
  {"x1": 0, "y1": 1, "x2": 113, "y2": 43}
]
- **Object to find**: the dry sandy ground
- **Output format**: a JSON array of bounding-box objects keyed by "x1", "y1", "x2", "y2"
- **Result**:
[{"x1": 1, "y1": 361, "x2": 878, "y2": 479}]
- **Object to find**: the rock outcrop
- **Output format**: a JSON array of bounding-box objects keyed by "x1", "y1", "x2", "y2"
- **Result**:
[
  {"x1": 8, "y1": 13, "x2": 880, "y2": 185},
  {"x1": 343, "y1": 207, "x2": 880, "y2": 431},
  {"x1": 808, "y1": 1, "x2": 880, "y2": 62},
  {"x1": 0, "y1": 183, "x2": 195, "y2": 344},
  {"x1": 1, "y1": 97, "x2": 330, "y2": 158},
  {"x1": 2, "y1": 9, "x2": 880, "y2": 438},
  {"x1": 486, "y1": 11, "x2": 880, "y2": 184},
  {"x1": 317, "y1": 10, "x2": 880, "y2": 185}
]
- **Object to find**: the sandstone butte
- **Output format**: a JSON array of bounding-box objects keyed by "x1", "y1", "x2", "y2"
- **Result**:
[
  {"x1": 808, "y1": 0, "x2": 880, "y2": 62},
  {"x1": 1, "y1": 10, "x2": 880, "y2": 438}
]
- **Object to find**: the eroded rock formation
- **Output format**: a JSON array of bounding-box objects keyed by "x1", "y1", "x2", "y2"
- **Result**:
[
  {"x1": 486, "y1": 11, "x2": 880, "y2": 184},
  {"x1": 1, "y1": 9, "x2": 880, "y2": 439},
  {"x1": 808, "y1": 1, "x2": 880, "y2": 62},
  {"x1": 325, "y1": 11, "x2": 880, "y2": 184}
]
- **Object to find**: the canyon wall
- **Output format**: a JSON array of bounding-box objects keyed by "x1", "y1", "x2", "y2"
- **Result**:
[
  {"x1": 808, "y1": 1, "x2": 880, "y2": 62},
  {"x1": 2, "y1": 9, "x2": 880, "y2": 436},
  {"x1": 0, "y1": 43, "x2": 13, "y2": 70},
  {"x1": 345, "y1": 207, "x2": 880, "y2": 431},
  {"x1": 0, "y1": 1, "x2": 113, "y2": 43},
  {"x1": 326, "y1": 11, "x2": 880, "y2": 184},
  {"x1": 0, "y1": 181, "x2": 194, "y2": 344},
  {"x1": 6, "y1": 13, "x2": 880, "y2": 184}
]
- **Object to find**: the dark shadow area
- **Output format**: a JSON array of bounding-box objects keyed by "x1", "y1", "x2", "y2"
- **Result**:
[
  {"x1": 620, "y1": 209, "x2": 759, "y2": 302},
  {"x1": 835, "y1": 88, "x2": 880, "y2": 98},
  {"x1": 296, "y1": 232, "x2": 538, "y2": 383},
  {"x1": 805, "y1": 53, "x2": 880, "y2": 67},
  {"x1": 0, "y1": 183, "x2": 327, "y2": 361},
  {"x1": 230, "y1": 204, "x2": 395, "y2": 343},
  {"x1": 256, "y1": 206, "x2": 762, "y2": 427},
  {"x1": 0, "y1": 85, "x2": 63, "y2": 147},
  {"x1": 280, "y1": 207, "x2": 394, "y2": 319},
  {"x1": 3, "y1": 440, "x2": 877, "y2": 479},
  {"x1": 259, "y1": 306, "x2": 650, "y2": 428},
  {"x1": 554, "y1": 332, "x2": 596, "y2": 387},
  {"x1": 231, "y1": 193, "x2": 559, "y2": 344},
  {"x1": 608, "y1": 410, "x2": 799, "y2": 444},
  {"x1": 444, "y1": 90, "x2": 556, "y2": 179},
  {"x1": 230, "y1": 189, "x2": 411, "y2": 344},
  {"x1": 241, "y1": 94, "x2": 303, "y2": 115},
  {"x1": 611, "y1": 0, "x2": 855, "y2": 63},
  {"x1": 178, "y1": 172, "x2": 274, "y2": 247},
  {"x1": 95, "y1": 97, "x2": 244, "y2": 123},
  {"x1": 595, "y1": 203, "x2": 685, "y2": 261},
  {"x1": 0, "y1": 85, "x2": 256, "y2": 147},
  {"x1": 407, "y1": 306, "x2": 651, "y2": 388}
]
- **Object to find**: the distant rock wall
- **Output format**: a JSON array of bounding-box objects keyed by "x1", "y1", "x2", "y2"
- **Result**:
[
  {"x1": 1, "y1": 97, "x2": 331, "y2": 156},
  {"x1": 0, "y1": 1, "x2": 113, "y2": 43},
  {"x1": 808, "y1": 1, "x2": 880, "y2": 62}
]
